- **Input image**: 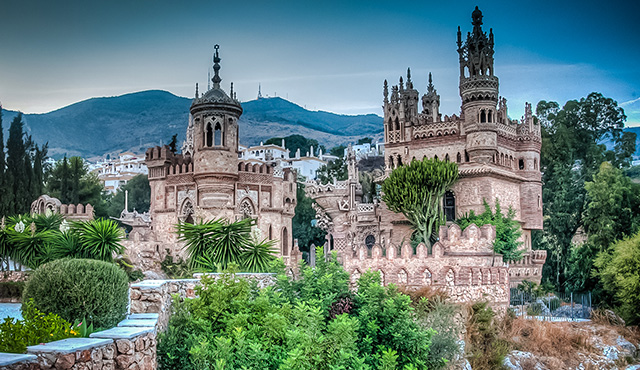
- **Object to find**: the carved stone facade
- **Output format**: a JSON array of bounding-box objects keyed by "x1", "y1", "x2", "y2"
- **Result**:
[
  {"x1": 306, "y1": 7, "x2": 547, "y2": 304},
  {"x1": 124, "y1": 46, "x2": 297, "y2": 268}
]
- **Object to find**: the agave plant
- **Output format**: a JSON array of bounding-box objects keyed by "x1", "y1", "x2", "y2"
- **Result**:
[
  {"x1": 72, "y1": 219, "x2": 124, "y2": 262},
  {"x1": 31, "y1": 212, "x2": 65, "y2": 232},
  {"x1": 176, "y1": 217, "x2": 254, "y2": 270},
  {"x1": 240, "y1": 237, "x2": 277, "y2": 273},
  {"x1": 49, "y1": 230, "x2": 83, "y2": 260}
]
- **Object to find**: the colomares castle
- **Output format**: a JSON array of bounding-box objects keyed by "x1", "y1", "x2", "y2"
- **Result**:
[{"x1": 32, "y1": 7, "x2": 546, "y2": 309}]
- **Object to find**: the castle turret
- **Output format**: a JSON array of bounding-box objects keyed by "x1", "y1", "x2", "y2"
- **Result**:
[
  {"x1": 190, "y1": 45, "x2": 243, "y2": 208},
  {"x1": 458, "y1": 7, "x2": 499, "y2": 164},
  {"x1": 421, "y1": 73, "x2": 441, "y2": 122}
]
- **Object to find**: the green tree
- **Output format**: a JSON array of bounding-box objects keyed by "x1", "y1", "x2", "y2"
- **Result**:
[
  {"x1": 329, "y1": 144, "x2": 346, "y2": 157},
  {"x1": 534, "y1": 93, "x2": 635, "y2": 289},
  {"x1": 292, "y1": 183, "x2": 326, "y2": 253},
  {"x1": 594, "y1": 231, "x2": 640, "y2": 325},
  {"x1": 456, "y1": 199, "x2": 523, "y2": 263},
  {"x1": 0, "y1": 107, "x2": 7, "y2": 216},
  {"x1": 382, "y1": 157, "x2": 458, "y2": 251},
  {"x1": 46, "y1": 156, "x2": 108, "y2": 217},
  {"x1": 168, "y1": 134, "x2": 178, "y2": 154},
  {"x1": 316, "y1": 157, "x2": 347, "y2": 184},
  {"x1": 356, "y1": 137, "x2": 373, "y2": 145},
  {"x1": 6, "y1": 114, "x2": 29, "y2": 215},
  {"x1": 105, "y1": 174, "x2": 151, "y2": 218}
]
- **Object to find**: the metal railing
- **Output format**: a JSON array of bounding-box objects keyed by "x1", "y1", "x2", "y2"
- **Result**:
[{"x1": 509, "y1": 288, "x2": 592, "y2": 321}]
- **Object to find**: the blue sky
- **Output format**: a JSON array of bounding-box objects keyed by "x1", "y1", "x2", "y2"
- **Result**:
[{"x1": 0, "y1": 0, "x2": 638, "y2": 126}]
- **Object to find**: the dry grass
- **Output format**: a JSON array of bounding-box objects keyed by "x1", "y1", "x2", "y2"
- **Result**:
[{"x1": 503, "y1": 317, "x2": 592, "y2": 359}]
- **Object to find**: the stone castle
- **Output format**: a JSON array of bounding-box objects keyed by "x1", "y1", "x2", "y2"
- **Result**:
[
  {"x1": 305, "y1": 7, "x2": 547, "y2": 303},
  {"x1": 116, "y1": 46, "x2": 298, "y2": 269}
]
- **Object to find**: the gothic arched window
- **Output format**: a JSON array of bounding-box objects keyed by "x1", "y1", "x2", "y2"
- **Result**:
[
  {"x1": 457, "y1": 152, "x2": 462, "y2": 163},
  {"x1": 394, "y1": 117, "x2": 400, "y2": 131},
  {"x1": 389, "y1": 156, "x2": 394, "y2": 169},
  {"x1": 365, "y1": 235, "x2": 375, "y2": 250},
  {"x1": 206, "y1": 123, "x2": 213, "y2": 147},
  {"x1": 214, "y1": 123, "x2": 222, "y2": 146},
  {"x1": 480, "y1": 110, "x2": 487, "y2": 123},
  {"x1": 444, "y1": 191, "x2": 456, "y2": 222}
]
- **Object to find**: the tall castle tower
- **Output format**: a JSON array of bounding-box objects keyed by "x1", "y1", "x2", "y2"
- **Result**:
[
  {"x1": 190, "y1": 45, "x2": 243, "y2": 208},
  {"x1": 458, "y1": 6, "x2": 499, "y2": 164}
]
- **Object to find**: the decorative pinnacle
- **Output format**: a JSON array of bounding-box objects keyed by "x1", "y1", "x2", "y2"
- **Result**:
[
  {"x1": 383, "y1": 79, "x2": 388, "y2": 101},
  {"x1": 195, "y1": 83, "x2": 199, "y2": 98},
  {"x1": 457, "y1": 26, "x2": 462, "y2": 48},
  {"x1": 212, "y1": 44, "x2": 222, "y2": 89},
  {"x1": 230, "y1": 82, "x2": 234, "y2": 97},
  {"x1": 399, "y1": 76, "x2": 404, "y2": 90},
  {"x1": 407, "y1": 68, "x2": 412, "y2": 85}
]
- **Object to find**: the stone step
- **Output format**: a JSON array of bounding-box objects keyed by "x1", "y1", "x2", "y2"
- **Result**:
[
  {"x1": 118, "y1": 318, "x2": 158, "y2": 327},
  {"x1": 0, "y1": 353, "x2": 37, "y2": 367},
  {"x1": 90, "y1": 326, "x2": 154, "y2": 340},
  {"x1": 127, "y1": 313, "x2": 159, "y2": 320},
  {"x1": 27, "y1": 338, "x2": 113, "y2": 354}
]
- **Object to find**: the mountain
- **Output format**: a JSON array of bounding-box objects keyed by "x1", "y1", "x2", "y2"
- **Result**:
[{"x1": 0, "y1": 90, "x2": 384, "y2": 159}]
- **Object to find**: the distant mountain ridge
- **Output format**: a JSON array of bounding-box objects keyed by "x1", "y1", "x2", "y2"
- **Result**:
[{"x1": 0, "y1": 90, "x2": 384, "y2": 159}]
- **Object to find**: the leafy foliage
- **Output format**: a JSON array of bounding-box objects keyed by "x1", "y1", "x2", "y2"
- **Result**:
[
  {"x1": 72, "y1": 219, "x2": 124, "y2": 262},
  {"x1": 382, "y1": 157, "x2": 458, "y2": 250},
  {"x1": 464, "y1": 302, "x2": 510, "y2": 370},
  {"x1": 292, "y1": 183, "x2": 327, "y2": 253},
  {"x1": 457, "y1": 199, "x2": 523, "y2": 262},
  {"x1": 264, "y1": 134, "x2": 321, "y2": 158},
  {"x1": 316, "y1": 156, "x2": 348, "y2": 184},
  {"x1": 535, "y1": 93, "x2": 636, "y2": 289},
  {"x1": 160, "y1": 252, "x2": 193, "y2": 279},
  {"x1": 105, "y1": 174, "x2": 151, "y2": 219},
  {"x1": 0, "y1": 299, "x2": 78, "y2": 353},
  {"x1": 0, "y1": 281, "x2": 25, "y2": 299},
  {"x1": 594, "y1": 231, "x2": 640, "y2": 325},
  {"x1": 23, "y1": 258, "x2": 129, "y2": 328},
  {"x1": 159, "y1": 249, "x2": 446, "y2": 370}
]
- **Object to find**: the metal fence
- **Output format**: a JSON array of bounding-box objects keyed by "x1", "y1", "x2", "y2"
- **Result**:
[{"x1": 509, "y1": 288, "x2": 592, "y2": 321}]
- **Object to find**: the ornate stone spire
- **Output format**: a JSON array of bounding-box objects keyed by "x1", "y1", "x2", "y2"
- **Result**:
[
  {"x1": 383, "y1": 80, "x2": 388, "y2": 103},
  {"x1": 195, "y1": 83, "x2": 199, "y2": 98},
  {"x1": 406, "y1": 68, "x2": 413, "y2": 89},
  {"x1": 212, "y1": 44, "x2": 222, "y2": 89},
  {"x1": 399, "y1": 76, "x2": 404, "y2": 91}
]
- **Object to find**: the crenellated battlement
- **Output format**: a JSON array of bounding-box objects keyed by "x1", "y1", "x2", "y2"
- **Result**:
[{"x1": 30, "y1": 195, "x2": 94, "y2": 221}]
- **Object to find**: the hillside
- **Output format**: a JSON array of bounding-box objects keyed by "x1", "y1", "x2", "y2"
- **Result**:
[{"x1": 0, "y1": 91, "x2": 384, "y2": 159}]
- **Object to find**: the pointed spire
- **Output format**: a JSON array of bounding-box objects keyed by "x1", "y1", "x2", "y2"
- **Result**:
[
  {"x1": 230, "y1": 82, "x2": 234, "y2": 97},
  {"x1": 383, "y1": 79, "x2": 388, "y2": 103},
  {"x1": 457, "y1": 26, "x2": 462, "y2": 48},
  {"x1": 399, "y1": 76, "x2": 404, "y2": 91},
  {"x1": 406, "y1": 68, "x2": 412, "y2": 88},
  {"x1": 258, "y1": 83, "x2": 263, "y2": 99},
  {"x1": 195, "y1": 83, "x2": 199, "y2": 98},
  {"x1": 211, "y1": 44, "x2": 222, "y2": 89},
  {"x1": 207, "y1": 71, "x2": 211, "y2": 90}
]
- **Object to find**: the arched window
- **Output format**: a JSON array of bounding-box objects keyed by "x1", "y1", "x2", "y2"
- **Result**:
[
  {"x1": 480, "y1": 110, "x2": 486, "y2": 123},
  {"x1": 457, "y1": 152, "x2": 461, "y2": 163},
  {"x1": 214, "y1": 123, "x2": 222, "y2": 146},
  {"x1": 282, "y1": 227, "x2": 289, "y2": 256},
  {"x1": 397, "y1": 156, "x2": 403, "y2": 166},
  {"x1": 389, "y1": 156, "x2": 394, "y2": 169},
  {"x1": 365, "y1": 235, "x2": 375, "y2": 250},
  {"x1": 519, "y1": 159, "x2": 525, "y2": 170},
  {"x1": 388, "y1": 119, "x2": 393, "y2": 131},
  {"x1": 394, "y1": 117, "x2": 400, "y2": 131},
  {"x1": 269, "y1": 225, "x2": 273, "y2": 240},
  {"x1": 205, "y1": 123, "x2": 213, "y2": 147},
  {"x1": 488, "y1": 110, "x2": 493, "y2": 123},
  {"x1": 465, "y1": 151, "x2": 470, "y2": 162},
  {"x1": 444, "y1": 191, "x2": 456, "y2": 222},
  {"x1": 445, "y1": 154, "x2": 450, "y2": 162}
]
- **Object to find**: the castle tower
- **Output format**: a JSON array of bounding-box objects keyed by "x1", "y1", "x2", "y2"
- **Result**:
[
  {"x1": 190, "y1": 45, "x2": 243, "y2": 208},
  {"x1": 458, "y1": 6, "x2": 499, "y2": 164}
]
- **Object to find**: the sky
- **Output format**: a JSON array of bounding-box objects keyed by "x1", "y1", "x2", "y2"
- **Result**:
[{"x1": 0, "y1": 0, "x2": 638, "y2": 126}]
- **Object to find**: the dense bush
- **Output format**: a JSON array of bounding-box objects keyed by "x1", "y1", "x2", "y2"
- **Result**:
[
  {"x1": 595, "y1": 231, "x2": 640, "y2": 325},
  {"x1": 23, "y1": 258, "x2": 129, "y2": 328},
  {"x1": 158, "y1": 250, "x2": 449, "y2": 370},
  {"x1": 465, "y1": 302, "x2": 510, "y2": 370},
  {"x1": 0, "y1": 299, "x2": 78, "y2": 353}
]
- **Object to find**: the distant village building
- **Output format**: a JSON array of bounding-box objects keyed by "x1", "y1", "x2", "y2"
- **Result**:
[
  {"x1": 343, "y1": 142, "x2": 384, "y2": 161},
  {"x1": 89, "y1": 152, "x2": 148, "y2": 193},
  {"x1": 239, "y1": 140, "x2": 335, "y2": 180},
  {"x1": 305, "y1": 7, "x2": 547, "y2": 307}
]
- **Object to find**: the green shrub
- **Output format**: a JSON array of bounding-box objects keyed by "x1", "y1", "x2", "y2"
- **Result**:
[
  {"x1": 0, "y1": 281, "x2": 25, "y2": 299},
  {"x1": 0, "y1": 299, "x2": 78, "y2": 353},
  {"x1": 23, "y1": 258, "x2": 129, "y2": 328},
  {"x1": 160, "y1": 252, "x2": 193, "y2": 279},
  {"x1": 465, "y1": 302, "x2": 510, "y2": 370}
]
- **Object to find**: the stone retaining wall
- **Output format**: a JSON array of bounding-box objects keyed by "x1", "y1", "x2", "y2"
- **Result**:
[
  {"x1": 0, "y1": 315, "x2": 159, "y2": 370},
  {"x1": 0, "y1": 271, "x2": 29, "y2": 282}
]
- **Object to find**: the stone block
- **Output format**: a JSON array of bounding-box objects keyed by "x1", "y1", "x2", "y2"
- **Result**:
[
  {"x1": 91, "y1": 326, "x2": 154, "y2": 340},
  {"x1": 116, "y1": 354, "x2": 134, "y2": 369},
  {"x1": 27, "y1": 338, "x2": 113, "y2": 355},
  {"x1": 115, "y1": 340, "x2": 133, "y2": 355},
  {"x1": 0, "y1": 353, "x2": 38, "y2": 367},
  {"x1": 53, "y1": 352, "x2": 75, "y2": 369}
]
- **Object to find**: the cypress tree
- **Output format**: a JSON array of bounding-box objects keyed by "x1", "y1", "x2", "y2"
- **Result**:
[
  {"x1": 60, "y1": 156, "x2": 70, "y2": 203},
  {"x1": 0, "y1": 105, "x2": 6, "y2": 216},
  {"x1": 6, "y1": 113, "x2": 28, "y2": 215}
]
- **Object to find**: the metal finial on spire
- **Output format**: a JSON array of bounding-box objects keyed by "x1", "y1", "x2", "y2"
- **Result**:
[
  {"x1": 429, "y1": 72, "x2": 433, "y2": 85},
  {"x1": 212, "y1": 44, "x2": 222, "y2": 89},
  {"x1": 195, "y1": 83, "x2": 199, "y2": 98}
]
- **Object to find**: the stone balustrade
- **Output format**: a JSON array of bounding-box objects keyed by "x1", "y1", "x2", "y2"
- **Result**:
[{"x1": 0, "y1": 314, "x2": 159, "y2": 370}]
